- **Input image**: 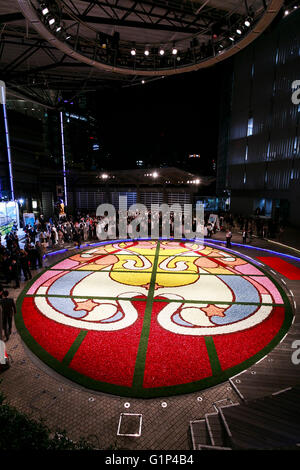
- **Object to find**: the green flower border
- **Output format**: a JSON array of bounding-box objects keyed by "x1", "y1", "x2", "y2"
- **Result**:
[{"x1": 15, "y1": 239, "x2": 293, "y2": 398}]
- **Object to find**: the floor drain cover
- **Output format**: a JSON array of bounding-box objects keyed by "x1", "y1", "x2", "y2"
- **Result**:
[{"x1": 117, "y1": 413, "x2": 142, "y2": 437}]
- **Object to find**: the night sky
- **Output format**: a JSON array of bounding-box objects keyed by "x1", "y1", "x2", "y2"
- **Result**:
[{"x1": 95, "y1": 62, "x2": 224, "y2": 174}]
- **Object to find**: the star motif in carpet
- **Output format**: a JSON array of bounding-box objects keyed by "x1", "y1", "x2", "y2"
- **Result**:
[
  {"x1": 141, "y1": 282, "x2": 163, "y2": 290},
  {"x1": 74, "y1": 299, "x2": 98, "y2": 312},
  {"x1": 202, "y1": 304, "x2": 226, "y2": 318}
]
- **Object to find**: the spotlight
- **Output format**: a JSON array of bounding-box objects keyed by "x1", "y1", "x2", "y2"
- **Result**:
[
  {"x1": 141, "y1": 80, "x2": 145, "y2": 84},
  {"x1": 236, "y1": 27, "x2": 242, "y2": 35},
  {"x1": 159, "y1": 48, "x2": 165, "y2": 56},
  {"x1": 144, "y1": 48, "x2": 150, "y2": 56},
  {"x1": 229, "y1": 35, "x2": 235, "y2": 42},
  {"x1": 244, "y1": 17, "x2": 252, "y2": 27},
  {"x1": 172, "y1": 47, "x2": 178, "y2": 55},
  {"x1": 131, "y1": 48, "x2": 136, "y2": 56},
  {"x1": 65, "y1": 34, "x2": 71, "y2": 40},
  {"x1": 56, "y1": 25, "x2": 62, "y2": 32},
  {"x1": 284, "y1": 9, "x2": 289, "y2": 16},
  {"x1": 48, "y1": 17, "x2": 55, "y2": 26},
  {"x1": 42, "y1": 7, "x2": 49, "y2": 15}
]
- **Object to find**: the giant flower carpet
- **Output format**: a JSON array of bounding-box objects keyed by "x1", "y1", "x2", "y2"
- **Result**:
[{"x1": 16, "y1": 240, "x2": 292, "y2": 398}]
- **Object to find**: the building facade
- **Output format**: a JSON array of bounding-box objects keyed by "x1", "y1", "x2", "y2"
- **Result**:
[{"x1": 218, "y1": 9, "x2": 300, "y2": 225}]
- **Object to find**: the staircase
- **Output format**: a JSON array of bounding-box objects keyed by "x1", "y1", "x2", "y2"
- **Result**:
[{"x1": 189, "y1": 387, "x2": 300, "y2": 450}]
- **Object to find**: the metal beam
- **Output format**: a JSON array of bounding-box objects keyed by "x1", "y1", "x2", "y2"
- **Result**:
[
  {"x1": 0, "y1": 5, "x2": 208, "y2": 33},
  {"x1": 64, "y1": 13, "x2": 200, "y2": 33},
  {"x1": 3, "y1": 44, "x2": 42, "y2": 73},
  {"x1": 67, "y1": 0, "x2": 208, "y2": 28}
]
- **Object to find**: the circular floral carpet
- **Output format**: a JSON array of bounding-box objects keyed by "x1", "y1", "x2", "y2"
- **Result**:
[{"x1": 16, "y1": 240, "x2": 292, "y2": 397}]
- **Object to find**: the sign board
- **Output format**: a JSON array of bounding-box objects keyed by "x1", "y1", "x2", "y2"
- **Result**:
[
  {"x1": 23, "y1": 212, "x2": 35, "y2": 228},
  {"x1": 0, "y1": 201, "x2": 19, "y2": 236}
]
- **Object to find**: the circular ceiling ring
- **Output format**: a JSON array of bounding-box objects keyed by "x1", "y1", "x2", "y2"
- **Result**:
[{"x1": 17, "y1": 0, "x2": 284, "y2": 77}]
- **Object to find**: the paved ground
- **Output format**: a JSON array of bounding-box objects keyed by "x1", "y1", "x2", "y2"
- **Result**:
[{"x1": 1, "y1": 232, "x2": 300, "y2": 450}]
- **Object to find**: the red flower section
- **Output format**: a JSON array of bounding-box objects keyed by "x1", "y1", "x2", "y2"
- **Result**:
[
  {"x1": 143, "y1": 301, "x2": 212, "y2": 388},
  {"x1": 22, "y1": 297, "x2": 79, "y2": 361},
  {"x1": 213, "y1": 306, "x2": 285, "y2": 370},
  {"x1": 69, "y1": 299, "x2": 146, "y2": 387},
  {"x1": 257, "y1": 257, "x2": 300, "y2": 280}
]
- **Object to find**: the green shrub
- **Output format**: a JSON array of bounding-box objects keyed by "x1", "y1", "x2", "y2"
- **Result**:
[{"x1": 0, "y1": 390, "x2": 93, "y2": 450}]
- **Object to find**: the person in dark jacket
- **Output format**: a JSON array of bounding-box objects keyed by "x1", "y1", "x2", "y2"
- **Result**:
[
  {"x1": 27, "y1": 244, "x2": 38, "y2": 270},
  {"x1": 2, "y1": 254, "x2": 11, "y2": 284},
  {"x1": 1, "y1": 290, "x2": 16, "y2": 340},
  {"x1": 20, "y1": 250, "x2": 32, "y2": 281},
  {"x1": 9, "y1": 259, "x2": 20, "y2": 288},
  {"x1": 74, "y1": 229, "x2": 82, "y2": 249},
  {"x1": 35, "y1": 242, "x2": 44, "y2": 268}
]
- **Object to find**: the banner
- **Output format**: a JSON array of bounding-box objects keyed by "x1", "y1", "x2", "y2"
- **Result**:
[{"x1": 0, "y1": 201, "x2": 19, "y2": 236}]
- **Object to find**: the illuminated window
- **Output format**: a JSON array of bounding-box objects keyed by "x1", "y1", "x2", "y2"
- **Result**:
[
  {"x1": 266, "y1": 142, "x2": 270, "y2": 160},
  {"x1": 247, "y1": 117, "x2": 254, "y2": 136}
]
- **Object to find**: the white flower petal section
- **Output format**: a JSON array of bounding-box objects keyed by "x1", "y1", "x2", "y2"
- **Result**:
[
  {"x1": 37, "y1": 286, "x2": 48, "y2": 295},
  {"x1": 156, "y1": 275, "x2": 233, "y2": 302},
  {"x1": 34, "y1": 295, "x2": 139, "y2": 331},
  {"x1": 159, "y1": 256, "x2": 189, "y2": 272},
  {"x1": 157, "y1": 302, "x2": 273, "y2": 336},
  {"x1": 83, "y1": 303, "x2": 118, "y2": 322},
  {"x1": 261, "y1": 294, "x2": 272, "y2": 303},
  {"x1": 180, "y1": 306, "x2": 213, "y2": 327},
  {"x1": 122, "y1": 255, "x2": 152, "y2": 270}
]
